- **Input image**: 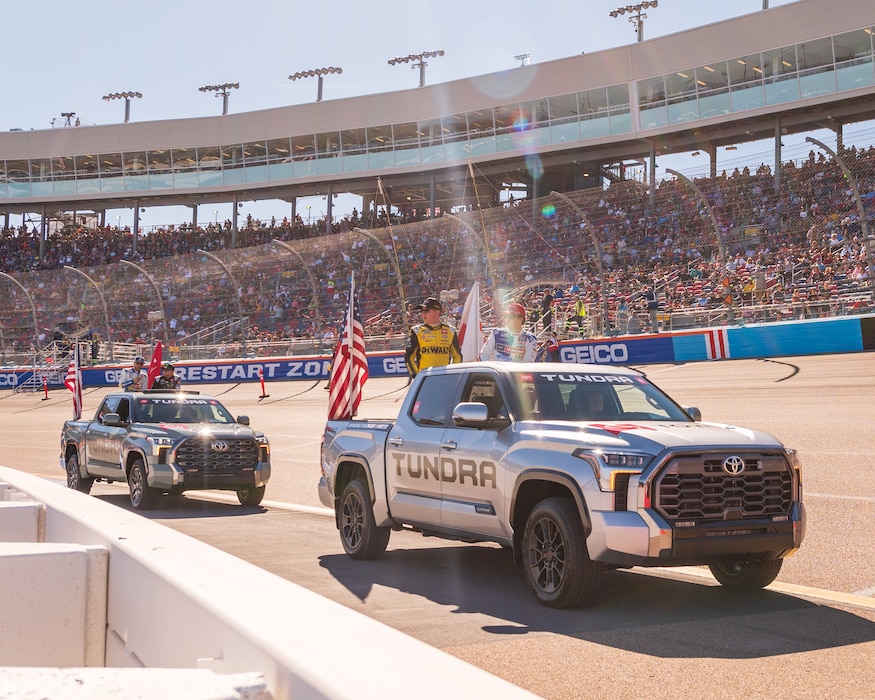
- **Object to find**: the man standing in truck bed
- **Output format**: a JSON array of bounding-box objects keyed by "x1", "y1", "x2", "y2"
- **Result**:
[{"x1": 404, "y1": 297, "x2": 462, "y2": 378}]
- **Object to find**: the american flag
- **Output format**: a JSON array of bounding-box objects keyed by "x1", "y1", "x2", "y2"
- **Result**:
[
  {"x1": 64, "y1": 341, "x2": 83, "y2": 420},
  {"x1": 327, "y1": 274, "x2": 369, "y2": 420}
]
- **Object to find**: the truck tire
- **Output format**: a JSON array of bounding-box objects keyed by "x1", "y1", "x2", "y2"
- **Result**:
[
  {"x1": 522, "y1": 497, "x2": 601, "y2": 608},
  {"x1": 339, "y1": 478, "x2": 390, "y2": 560},
  {"x1": 709, "y1": 559, "x2": 783, "y2": 590},
  {"x1": 237, "y1": 485, "x2": 266, "y2": 506},
  {"x1": 65, "y1": 452, "x2": 94, "y2": 494},
  {"x1": 128, "y1": 457, "x2": 160, "y2": 510}
]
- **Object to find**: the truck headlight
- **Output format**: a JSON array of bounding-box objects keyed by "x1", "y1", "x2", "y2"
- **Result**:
[
  {"x1": 147, "y1": 436, "x2": 176, "y2": 457},
  {"x1": 573, "y1": 448, "x2": 652, "y2": 491},
  {"x1": 256, "y1": 435, "x2": 270, "y2": 460},
  {"x1": 785, "y1": 448, "x2": 803, "y2": 500}
]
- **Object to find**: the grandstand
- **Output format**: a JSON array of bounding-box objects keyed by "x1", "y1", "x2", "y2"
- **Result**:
[{"x1": 0, "y1": 0, "x2": 873, "y2": 365}]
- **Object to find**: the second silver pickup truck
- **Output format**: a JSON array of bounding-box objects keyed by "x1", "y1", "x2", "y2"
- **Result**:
[
  {"x1": 61, "y1": 390, "x2": 271, "y2": 509},
  {"x1": 320, "y1": 361, "x2": 806, "y2": 608}
]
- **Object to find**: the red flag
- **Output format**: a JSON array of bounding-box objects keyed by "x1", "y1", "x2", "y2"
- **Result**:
[
  {"x1": 328, "y1": 274, "x2": 369, "y2": 420},
  {"x1": 147, "y1": 342, "x2": 163, "y2": 389},
  {"x1": 64, "y1": 341, "x2": 83, "y2": 420},
  {"x1": 457, "y1": 281, "x2": 482, "y2": 362}
]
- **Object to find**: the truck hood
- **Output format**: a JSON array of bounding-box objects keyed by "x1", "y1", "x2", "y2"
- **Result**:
[
  {"x1": 521, "y1": 420, "x2": 784, "y2": 455},
  {"x1": 135, "y1": 423, "x2": 259, "y2": 440}
]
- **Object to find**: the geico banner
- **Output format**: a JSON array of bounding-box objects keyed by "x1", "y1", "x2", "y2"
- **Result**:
[{"x1": 559, "y1": 336, "x2": 676, "y2": 364}]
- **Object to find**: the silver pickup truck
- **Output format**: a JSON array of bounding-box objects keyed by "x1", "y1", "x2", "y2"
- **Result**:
[
  {"x1": 61, "y1": 390, "x2": 271, "y2": 510},
  {"x1": 320, "y1": 361, "x2": 805, "y2": 608}
]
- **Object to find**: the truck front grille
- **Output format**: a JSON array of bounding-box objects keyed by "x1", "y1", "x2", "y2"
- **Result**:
[
  {"x1": 175, "y1": 438, "x2": 259, "y2": 472},
  {"x1": 655, "y1": 453, "x2": 792, "y2": 522}
]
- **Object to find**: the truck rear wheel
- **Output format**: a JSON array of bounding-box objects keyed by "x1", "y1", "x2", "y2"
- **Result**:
[
  {"x1": 128, "y1": 457, "x2": 160, "y2": 510},
  {"x1": 709, "y1": 559, "x2": 783, "y2": 590},
  {"x1": 65, "y1": 452, "x2": 94, "y2": 494},
  {"x1": 522, "y1": 497, "x2": 601, "y2": 608},
  {"x1": 339, "y1": 478, "x2": 390, "y2": 560}
]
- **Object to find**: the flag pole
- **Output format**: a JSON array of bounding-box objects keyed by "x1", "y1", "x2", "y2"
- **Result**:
[{"x1": 347, "y1": 272, "x2": 355, "y2": 417}]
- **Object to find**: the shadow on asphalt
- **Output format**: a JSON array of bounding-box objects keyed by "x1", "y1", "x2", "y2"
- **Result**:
[
  {"x1": 96, "y1": 493, "x2": 267, "y2": 518},
  {"x1": 318, "y1": 544, "x2": 875, "y2": 659}
]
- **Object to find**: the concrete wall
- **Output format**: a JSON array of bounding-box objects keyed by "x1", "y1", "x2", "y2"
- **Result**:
[{"x1": 0, "y1": 467, "x2": 538, "y2": 700}]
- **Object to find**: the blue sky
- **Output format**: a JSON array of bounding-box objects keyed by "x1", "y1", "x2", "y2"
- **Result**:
[{"x1": 7, "y1": 0, "x2": 843, "y2": 229}]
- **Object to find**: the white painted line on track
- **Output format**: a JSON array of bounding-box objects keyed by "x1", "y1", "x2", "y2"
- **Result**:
[{"x1": 639, "y1": 566, "x2": 875, "y2": 610}]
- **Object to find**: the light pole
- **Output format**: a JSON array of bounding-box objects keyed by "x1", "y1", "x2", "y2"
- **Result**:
[
  {"x1": 666, "y1": 169, "x2": 734, "y2": 324},
  {"x1": 443, "y1": 213, "x2": 495, "y2": 292},
  {"x1": 198, "y1": 82, "x2": 239, "y2": 116},
  {"x1": 388, "y1": 50, "x2": 445, "y2": 88},
  {"x1": 120, "y1": 260, "x2": 169, "y2": 344},
  {"x1": 61, "y1": 111, "x2": 76, "y2": 127},
  {"x1": 609, "y1": 1, "x2": 658, "y2": 43},
  {"x1": 306, "y1": 205, "x2": 311, "y2": 226},
  {"x1": 289, "y1": 67, "x2": 342, "y2": 102},
  {"x1": 102, "y1": 91, "x2": 142, "y2": 123},
  {"x1": 805, "y1": 136, "x2": 875, "y2": 302},
  {"x1": 549, "y1": 191, "x2": 610, "y2": 334},
  {"x1": 64, "y1": 266, "x2": 114, "y2": 359},
  {"x1": 353, "y1": 227, "x2": 409, "y2": 333},
  {"x1": 0, "y1": 272, "x2": 40, "y2": 350},
  {"x1": 271, "y1": 240, "x2": 324, "y2": 351}
]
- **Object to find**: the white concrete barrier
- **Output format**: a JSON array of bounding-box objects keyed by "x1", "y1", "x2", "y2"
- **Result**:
[
  {"x1": 0, "y1": 467, "x2": 539, "y2": 700},
  {"x1": 0, "y1": 542, "x2": 107, "y2": 666},
  {"x1": 0, "y1": 501, "x2": 44, "y2": 542}
]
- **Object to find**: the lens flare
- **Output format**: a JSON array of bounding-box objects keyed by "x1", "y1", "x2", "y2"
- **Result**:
[{"x1": 541, "y1": 204, "x2": 557, "y2": 218}]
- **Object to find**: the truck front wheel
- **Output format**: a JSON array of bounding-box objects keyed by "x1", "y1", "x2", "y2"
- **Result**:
[
  {"x1": 339, "y1": 478, "x2": 390, "y2": 560},
  {"x1": 65, "y1": 452, "x2": 94, "y2": 494},
  {"x1": 237, "y1": 485, "x2": 266, "y2": 506},
  {"x1": 522, "y1": 497, "x2": 601, "y2": 608},
  {"x1": 709, "y1": 559, "x2": 783, "y2": 590},
  {"x1": 128, "y1": 458, "x2": 160, "y2": 510}
]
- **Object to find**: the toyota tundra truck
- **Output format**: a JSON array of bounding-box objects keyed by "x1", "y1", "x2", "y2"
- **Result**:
[
  {"x1": 319, "y1": 362, "x2": 805, "y2": 608},
  {"x1": 61, "y1": 390, "x2": 271, "y2": 510}
]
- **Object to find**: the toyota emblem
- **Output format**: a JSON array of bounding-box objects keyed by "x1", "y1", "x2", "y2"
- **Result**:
[
  {"x1": 211, "y1": 441, "x2": 229, "y2": 453},
  {"x1": 722, "y1": 455, "x2": 745, "y2": 475}
]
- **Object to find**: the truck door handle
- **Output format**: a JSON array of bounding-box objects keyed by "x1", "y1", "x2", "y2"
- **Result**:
[
  {"x1": 441, "y1": 440, "x2": 457, "y2": 451},
  {"x1": 388, "y1": 437, "x2": 404, "y2": 446}
]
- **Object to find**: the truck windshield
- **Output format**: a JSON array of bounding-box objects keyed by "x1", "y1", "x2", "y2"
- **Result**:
[
  {"x1": 137, "y1": 398, "x2": 236, "y2": 424},
  {"x1": 510, "y1": 371, "x2": 692, "y2": 422}
]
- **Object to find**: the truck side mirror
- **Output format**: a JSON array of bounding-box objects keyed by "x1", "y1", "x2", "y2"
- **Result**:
[
  {"x1": 684, "y1": 406, "x2": 702, "y2": 422},
  {"x1": 102, "y1": 413, "x2": 123, "y2": 426},
  {"x1": 452, "y1": 402, "x2": 511, "y2": 430},
  {"x1": 236, "y1": 415, "x2": 250, "y2": 426}
]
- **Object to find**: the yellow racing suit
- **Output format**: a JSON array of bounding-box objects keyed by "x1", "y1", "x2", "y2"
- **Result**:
[{"x1": 404, "y1": 322, "x2": 462, "y2": 377}]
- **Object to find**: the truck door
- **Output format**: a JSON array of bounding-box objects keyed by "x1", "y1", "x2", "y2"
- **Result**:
[
  {"x1": 384, "y1": 372, "x2": 461, "y2": 526},
  {"x1": 438, "y1": 371, "x2": 510, "y2": 539},
  {"x1": 85, "y1": 396, "x2": 129, "y2": 479}
]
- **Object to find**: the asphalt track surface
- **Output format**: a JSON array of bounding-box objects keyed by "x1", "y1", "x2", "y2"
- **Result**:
[{"x1": 4, "y1": 353, "x2": 875, "y2": 699}]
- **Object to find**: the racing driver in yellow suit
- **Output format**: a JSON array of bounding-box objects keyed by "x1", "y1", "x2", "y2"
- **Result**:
[{"x1": 404, "y1": 297, "x2": 463, "y2": 377}]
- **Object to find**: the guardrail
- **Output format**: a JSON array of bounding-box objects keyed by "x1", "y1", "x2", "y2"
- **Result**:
[{"x1": 0, "y1": 467, "x2": 538, "y2": 700}]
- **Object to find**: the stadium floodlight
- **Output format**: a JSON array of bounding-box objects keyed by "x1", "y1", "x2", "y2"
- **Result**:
[
  {"x1": 289, "y1": 67, "x2": 343, "y2": 102},
  {"x1": 198, "y1": 82, "x2": 240, "y2": 115},
  {"x1": 514, "y1": 53, "x2": 531, "y2": 67},
  {"x1": 387, "y1": 50, "x2": 445, "y2": 88},
  {"x1": 101, "y1": 91, "x2": 142, "y2": 123},
  {"x1": 609, "y1": 1, "x2": 658, "y2": 42}
]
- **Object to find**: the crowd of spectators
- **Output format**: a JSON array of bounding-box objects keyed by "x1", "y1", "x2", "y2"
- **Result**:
[{"x1": 1, "y1": 143, "x2": 873, "y2": 358}]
